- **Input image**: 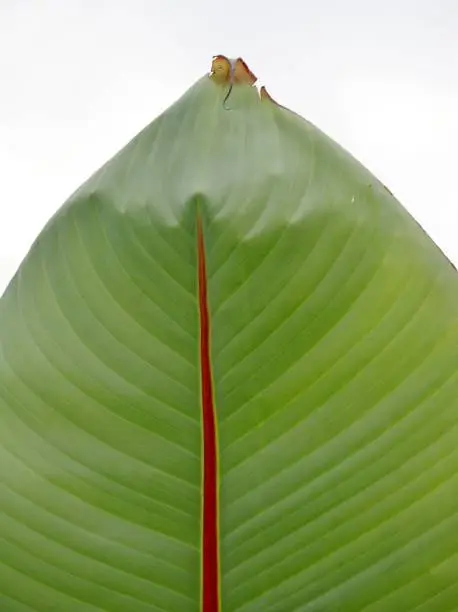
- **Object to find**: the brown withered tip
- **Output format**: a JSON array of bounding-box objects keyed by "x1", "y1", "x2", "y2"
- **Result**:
[
  {"x1": 260, "y1": 86, "x2": 276, "y2": 103},
  {"x1": 233, "y1": 58, "x2": 257, "y2": 85},
  {"x1": 210, "y1": 55, "x2": 257, "y2": 86},
  {"x1": 210, "y1": 55, "x2": 231, "y2": 83},
  {"x1": 260, "y1": 85, "x2": 293, "y2": 113}
]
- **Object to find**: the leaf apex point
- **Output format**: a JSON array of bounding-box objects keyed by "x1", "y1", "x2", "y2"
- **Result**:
[
  {"x1": 209, "y1": 55, "x2": 257, "y2": 86},
  {"x1": 260, "y1": 85, "x2": 276, "y2": 103}
]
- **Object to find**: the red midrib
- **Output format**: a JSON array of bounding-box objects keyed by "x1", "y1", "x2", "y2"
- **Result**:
[{"x1": 197, "y1": 216, "x2": 220, "y2": 612}]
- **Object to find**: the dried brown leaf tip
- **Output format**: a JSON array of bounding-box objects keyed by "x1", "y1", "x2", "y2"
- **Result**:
[
  {"x1": 210, "y1": 56, "x2": 257, "y2": 86},
  {"x1": 233, "y1": 58, "x2": 257, "y2": 85},
  {"x1": 260, "y1": 86, "x2": 276, "y2": 103},
  {"x1": 210, "y1": 55, "x2": 232, "y2": 84},
  {"x1": 260, "y1": 85, "x2": 299, "y2": 116}
]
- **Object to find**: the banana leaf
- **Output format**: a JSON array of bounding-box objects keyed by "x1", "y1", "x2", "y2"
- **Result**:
[{"x1": 1, "y1": 56, "x2": 458, "y2": 611}]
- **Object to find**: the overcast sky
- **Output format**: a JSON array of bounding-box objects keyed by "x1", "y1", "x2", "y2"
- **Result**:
[{"x1": 1, "y1": 0, "x2": 457, "y2": 293}]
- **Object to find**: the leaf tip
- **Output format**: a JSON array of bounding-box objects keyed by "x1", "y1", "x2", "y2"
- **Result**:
[
  {"x1": 260, "y1": 85, "x2": 275, "y2": 103},
  {"x1": 209, "y1": 55, "x2": 257, "y2": 86}
]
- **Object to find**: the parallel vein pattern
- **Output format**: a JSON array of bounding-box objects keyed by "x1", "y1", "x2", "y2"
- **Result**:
[
  {"x1": 205, "y1": 101, "x2": 458, "y2": 611},
  {"x1": 2, "y1": 69, "x2": 458, "y2": 612},
  {"x1": 0, "y1": 192, "x2": 201, "y2": 611}
]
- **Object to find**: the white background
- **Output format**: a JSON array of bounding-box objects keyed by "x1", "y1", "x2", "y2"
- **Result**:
[{"x1": 1, "y1": 0, "x2": 457, "y2": 293}]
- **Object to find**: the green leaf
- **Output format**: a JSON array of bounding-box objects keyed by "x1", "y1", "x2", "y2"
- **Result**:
[{"x1": 2, "y1": 61, "x2": 458, "y2": 611}]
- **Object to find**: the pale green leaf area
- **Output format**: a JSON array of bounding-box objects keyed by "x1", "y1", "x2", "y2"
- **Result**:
[{"x1": 1, "y1": 75, "x2": 458, "y2": 610}]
